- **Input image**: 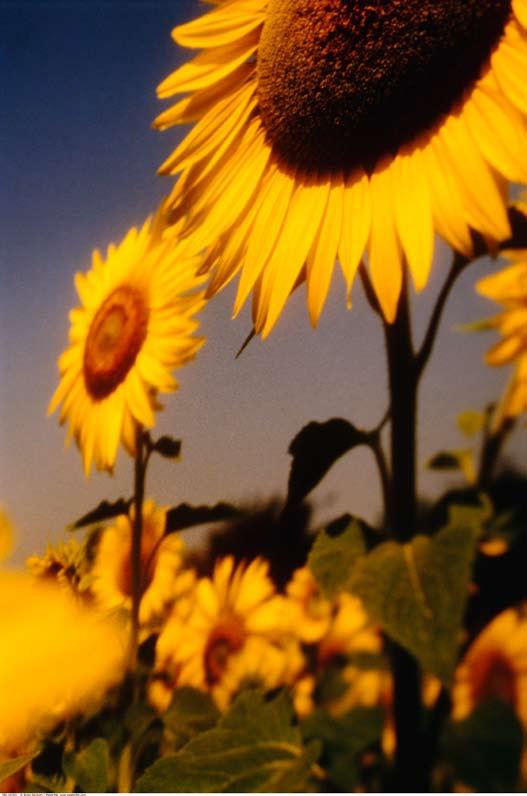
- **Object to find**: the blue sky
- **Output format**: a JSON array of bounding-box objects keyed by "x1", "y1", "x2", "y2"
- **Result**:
[{"x1": 2, "y1": 0, "x2": 524, "y2": 563}]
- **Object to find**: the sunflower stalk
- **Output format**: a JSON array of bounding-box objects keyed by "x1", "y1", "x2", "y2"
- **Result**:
[{"x1": 129, "y1": 424, "x2": 148, "y2": 674}]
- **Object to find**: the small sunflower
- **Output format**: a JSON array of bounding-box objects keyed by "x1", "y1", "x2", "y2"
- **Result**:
[
  {"x1": 91, "y1": 499, "x2": 194, "y2": 626},
  {"x1": 286, "y1": 566, "x2": 333, "y2": 643},
  {"x1": 452, "y1": 605, "x2": 527, "y2": 726},
  {"x1": 477, "y1": 251, "x2": 527, "y2": 429},
  {"x1": 156, "y1": 0, "x2": 527, "y2": 335},
  {"x1": 27, "y1": 538, "x2": 86, "y2": 595},
  {"x1": 49, "y1": 212, "x2": 205, "y2": 474},
  {"x1": 154, "y1": 556, "x2": 302, "y2": 710}
]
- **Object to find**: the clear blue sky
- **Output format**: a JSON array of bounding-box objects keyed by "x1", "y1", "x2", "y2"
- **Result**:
[{"x1": 2, "y1": 0, "x2": 524, "y2": 564}]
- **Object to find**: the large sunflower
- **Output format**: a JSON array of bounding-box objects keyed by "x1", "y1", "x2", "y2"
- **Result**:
[
  {"x1": 156, "y1": 0, "x2": 527, "y2": 335},
  {"x1": 49, "y1": 213, "x2": 205, "y2": 474},
  {"x1": 477, "y1": 250, "x2": 527, "y2": 428}
]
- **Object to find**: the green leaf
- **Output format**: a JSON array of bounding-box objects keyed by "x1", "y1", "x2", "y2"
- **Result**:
[
  {"x1": 287, "y1": 418, "x2": 370, "y2": 505},
  {"x1": 69, "y1": 498, "x2": 131, "y2": 530},
  {"x1": 138, "y1": 690, "x2": 319, "y2": 793},
  {"x1": 163, "y1": 687, "x2": 220, "y2": 750},
  {"x1": 302, "y1": 707, "x2": 384, "y2": 791},
  {"x1": 427, "y1": 449, "x2": 476, "y2": 485},
  {"x1": 349, "y1": 525, "x2": 479, "y2": 683},
  {"x1": 445, "y1": 494, "x2": 493, "y2": 533},
  {"x1": 0, "y1": 752, "x2": 37, "y2": 783},
  {"x1": 63, "y1": 738, "x2": 109, "y2": 793},
  {"x1": 308, "y1": 516, "x2": 366, "y2": 598},
  {"x1": 150, "y1": 435, "x2": 182, "y2": 460},
  {"x1": 443, "y1": 700, "x2": 523, "y2": 791},
  {"x1": 165, "y1": 502, "x2": 240, "y2": 534},
  {"x1": 457, "y1": 410, "x2": 486, "y2": 438}
]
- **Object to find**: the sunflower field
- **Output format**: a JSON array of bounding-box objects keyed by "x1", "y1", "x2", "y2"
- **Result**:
[{"x1": 2, "y1": 0, "x2": 527, "y2": 792}]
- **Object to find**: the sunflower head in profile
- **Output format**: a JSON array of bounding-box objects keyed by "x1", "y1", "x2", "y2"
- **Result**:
[
  {"x1": 49, "y1": 212, "x2": 206, "y2": 475},
  {"x1": 155, "y1": 0, "x2": 527, "y2": 335},
  {"x1": 477, "y1": 250, "x2": 527, "y2": 429},
  {"x1": 452, "y1": 605, "x2": 527, "y2": 728},
  {"x1": 91, "y1": 499, "x2": 195, "y2": 627}
]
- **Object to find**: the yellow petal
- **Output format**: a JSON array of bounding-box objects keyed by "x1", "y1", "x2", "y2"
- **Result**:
[{"x1": 367, "y1": 163, "x2": 403, "y2": 323}]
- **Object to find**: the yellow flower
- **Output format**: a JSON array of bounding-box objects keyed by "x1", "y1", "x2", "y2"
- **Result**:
[
  {"x1": 0, "y1": 572, "x2": 127, "y2": 758},
  {"x1": 91, "y1": 499, "x2": 194, "y2": 626},
  {"x1": 49, "y1": 211, "x2": 205, "y2": 475},
  {"x1": 477, "y1": 253, "x2": 527, "y2": 429},
  {"x1": 154, "y1": 556, "x2": 303, "y2": 710},
  {"x1": 286, "y1": 567, "x2": 333, "y2": 643},
  {"x1": 452, "y1": 605, "x2": 527, "y2": 726},
  {"x1": 156, "y1": 0, "x2": 527, "y2": 335},
  {"x1": 27, "y1": 538, "x2": 86, "y2": 594}
]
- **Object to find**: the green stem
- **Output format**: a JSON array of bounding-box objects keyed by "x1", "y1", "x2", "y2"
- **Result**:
[
  {"x1": 129, "y1": 424, "x2": 147, "y2": 673},
  {"x1": 383, "y1": 276, "x2": 427, "y2": 791}
]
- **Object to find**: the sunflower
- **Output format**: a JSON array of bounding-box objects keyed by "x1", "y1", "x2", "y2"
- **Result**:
[
  {"x1": 477, "y1": 251, "x2": 527, "y2": 429},
  {"x1": 91, "y1": 499, "x2": 195, "y2": 626},
  {"x1": 155, "y1": 0, "x2": 527, "y2": 335},
  {"x1": 452, "y1": 605, "x2": 527, "y2": 727},
  {"x1": 49, "y1": 212, "x2": 205, "y2": 475},
  {"x1": 286, "y1": 566, "x2": 333, "y2": 643},
  {"x1": 0, "y1": 572, "x2": 127, "y2": 757},
  {"x1": 27, "y1": 538, "x2": 86, "y2": 595},
  {"x1": 153, "y1": 556, "x2": 303, "y2": 710}
]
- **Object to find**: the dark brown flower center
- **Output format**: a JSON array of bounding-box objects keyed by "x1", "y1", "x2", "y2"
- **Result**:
[
  {"x1": 84, "y1": 285, "x2": 148, "y2": 400},
  {"x1": 471, "y1": 650, "x2": 518, "y2": 708},
  {"x1": 204, "y1": 616, "x2": 245, "y2": 684},
  {"x1": 257, "y1": 0, "x2": 511, "y2": 175}
]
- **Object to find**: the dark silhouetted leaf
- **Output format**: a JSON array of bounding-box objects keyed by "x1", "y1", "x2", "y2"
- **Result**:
[
  {"x1": 138, "y1": 690, "x2": 319, "y2": 793},
  {"x1": 69, "y1": 498, "x2": 131, "y2": 530},
  {"x1": 308, "y1": 517, "x2": 366, "y2": 598},
  {"x1": 165, "y1": 502, "x2": 240, "y2": 534},
  {"x1": 427, "y1": 449, "x2": 476, "y2": 484},
  {"x1": 287, "y1": 418, "x2": 370, "y2": 505},
  {"x1": 151, "y1": 436, "x2": 182, "y2": 460}
]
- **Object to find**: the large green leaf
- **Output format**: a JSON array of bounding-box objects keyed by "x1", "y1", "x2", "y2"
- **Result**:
[
  {"x1": 0, "y1": 752, "x2": 36, "y2": 783},
  {"x1": 349, "y1": 525, "x2": 479, "y2": 682},
  {"x1": 138, "y1": 690, "x2": 320, "y2": 793},
  {"x1": 287, "y1": 418, "x2": 370, "y2": 505},
  {"x1": 302, "y1": 707, "x2": 384, "y2": 791},
  {"x1": 443, "y1": 700, "x2": 523, "y2": 792},
  {"x1": 63, "y1": 738, "x2": 109, "y2": 793},
  {"x1": 163, "y1": 687, "x2": 220, "y2": 750},
  {"x1": 307, "y1": 516, "x2": 366, "y2": 598}
]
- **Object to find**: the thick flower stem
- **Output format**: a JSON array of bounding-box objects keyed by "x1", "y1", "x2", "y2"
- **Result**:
[
  {"x1": 129, "y1": 424, "x2": 147, "y2": 672},
  {"x1": 384, "y1": 278, "x2": 427, "y2": 791}
]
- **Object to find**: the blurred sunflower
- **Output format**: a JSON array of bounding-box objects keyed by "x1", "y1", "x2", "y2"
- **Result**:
[
  {"x1": 153, "y1": 556, "x2": 303, "y2": 710},
  {"x1": 452, "y1": 605, "x2": 527, "y2": 726},
  {"x1": 156, "y1": 0, "x2": 527, "y2": 334},
  {"x1": 91, "y1": 499, "x2": 194, "y2": 626},
  {"x1": 286, "y1": 566, "x2": 333, "y2": 643},
  {"x1": 27, "y1": 538, "x2": 86, "y2": 595},
  {"x1": 0, "y1": 572, "x2": 127, "y2": 757},
  {"x1": 49, "y1": 212, "x2": 205, "y2": 475},
  {"x1": 477, "y1": 252, "x2": 527, "y2": 429}
]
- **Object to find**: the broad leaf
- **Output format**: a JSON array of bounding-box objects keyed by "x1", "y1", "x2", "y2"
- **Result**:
[
  {"x1": 349, "y1": 525, "x2": 479, "y2": 682},
  {"x1": 138, "y1": 690, "x2": 319, "y2": 793},
  {"x1": 302, "y1": 707, "x2": 384, "y2": 791},
  {"x1": 165, "y1": 502, "x2": 240, "y2": 534},
  {"x1": 287, "y1": 418, "x2": 370, "y2": 505},
  {"x1": 63, "y1": 738, "x2": 109, "y2": 793},
  {"x1": 308, "y1": 516, "x2": 366, "y2": 598},
  {"x1": 443, "y1": 700, "x2": 523, "y2": 792},
  {"x1": 163, "y1": 687, "x2": 220, "y2": 750},
  {"x1": 69, "y1": 498, "x2": 131, "y2": 530},
  {"x1": 150, "y1": 435, "x2": 182, "y2": 460},
  {"x1": 0, "y1": 752, "x2": 36, "y2": 783}
]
